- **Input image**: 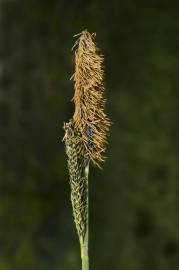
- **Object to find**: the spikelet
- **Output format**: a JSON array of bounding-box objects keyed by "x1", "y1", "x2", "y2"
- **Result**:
[
  {"x1": 64, "y1": 120, "x2": 88, "y2": 241},
  {"x1": 71, "y1": 30, "x2": 110, "y2": 166}
]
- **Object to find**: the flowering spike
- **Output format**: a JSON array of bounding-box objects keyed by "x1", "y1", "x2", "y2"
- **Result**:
[
  {"x1": 63, "y1": 30, "x2": 110, "y2": 270},
  {"x1": 71, "y1": 30, "x2": 110, "y2": 166}
]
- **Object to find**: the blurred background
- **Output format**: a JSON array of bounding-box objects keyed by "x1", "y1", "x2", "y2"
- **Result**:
[{"x1": 0, "y1": 0, "x2": 179, "y2": 269}]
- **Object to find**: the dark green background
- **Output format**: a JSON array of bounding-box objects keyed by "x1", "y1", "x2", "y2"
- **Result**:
[{"x1": 0, "y1": 0, "x2": 179, "y2": 269}]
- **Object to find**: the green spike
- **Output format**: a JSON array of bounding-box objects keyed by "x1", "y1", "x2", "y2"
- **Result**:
[{"x1": 64, "y1": 121, "x2": 88, "y2": 242}]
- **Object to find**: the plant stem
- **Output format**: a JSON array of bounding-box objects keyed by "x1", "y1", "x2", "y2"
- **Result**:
[
  {"x1": 80, "y1": 165, "x2": 89, "y2": 270},
  {"x1": 80, "y1": 234, "x2": 89, "y2": 270}
]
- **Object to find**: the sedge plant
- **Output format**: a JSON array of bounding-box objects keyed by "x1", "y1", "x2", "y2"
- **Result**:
[{"x1": 63, "y1": 30, "x2": 110, "y2": 270}]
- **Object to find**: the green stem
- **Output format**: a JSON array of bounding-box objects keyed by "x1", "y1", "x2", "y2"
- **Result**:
[
  {"x1": 80, "y1": 234, "x2": 89, "y2": 270},
  {"x1": 80, "y1": 165, "x2": 89, "y2": 270}
]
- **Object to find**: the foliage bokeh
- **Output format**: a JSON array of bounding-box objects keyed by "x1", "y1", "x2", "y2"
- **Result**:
[{"x1": 0, "y1": 0, "x2": 179, "y2": 269}]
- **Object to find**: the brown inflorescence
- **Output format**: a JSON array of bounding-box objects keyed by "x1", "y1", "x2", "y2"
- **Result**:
[{"x1": 71, "y1": 30, "x2": 110, "y2": 167}]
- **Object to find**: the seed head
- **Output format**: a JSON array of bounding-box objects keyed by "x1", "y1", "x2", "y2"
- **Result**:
[{"x1": 71, "y1": 30, "x2": 110, "y2": 166}]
